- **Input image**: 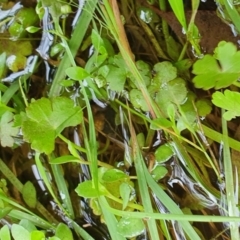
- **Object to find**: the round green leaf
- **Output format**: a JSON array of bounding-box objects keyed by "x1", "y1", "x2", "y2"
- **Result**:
[
  {"x1": 0, "y1": 225, "x2": 10, "y2": 240},
  {"x1": 151, "y1": 165, "x2": 168, "y2": 181},
  {"x1": 11, "y1": 224, "x2": 30, "y2": 240},
  {"x1": 55, "y1": 223, "x2": 73, "y2": 240},
  {"x1": 129, "y1": 89, "x2": 149, "y2": 111},
  {"x1": 155, "y1": 144, "x2": 174, "y2": 163},
  {"x1": 22, "y1": 181, "x2": 37, "y2": 208},
  {"x1": 75, "y1": 180, "x2": 106, "y2": 198},
  {"x1": 30, "y1": 230, "x2": 45, "y2": 240},
  {"x1": 117, "y1": 217, "x2": 145, "y2": 238},
  {"x1": 65, "y1": 66, "x2": 90, "y2": 81}
]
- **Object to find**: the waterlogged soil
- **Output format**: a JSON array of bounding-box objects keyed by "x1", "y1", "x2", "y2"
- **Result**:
[
  {"x1": 1, "y1": 0, "x2": 239, "y2": 239},
  {"x1": 141, "y1": 1, "x2": 240, "y2": 53}
]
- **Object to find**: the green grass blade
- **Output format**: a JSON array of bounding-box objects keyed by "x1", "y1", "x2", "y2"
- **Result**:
[
  {"x1": 49, "y1": 0, "x2": 98, "y2": 97},
  {"x1": 221, "y1": 109, "x2": 239, "y2": 239},
  {"x1": 144, "y1": 164, "x2": 201, "y2": 239},
  {"x1": 98, "y1": 196, "x2": 126, "y2": 240},
  {"x1": 223, "y1": 0, "x2": 240, "y2": 33},
  {"x1": 51, "y1": 163, "x2": 75, "y2": 219},
  {"x1": 72, "y1": 221, "x2": 95, "y2": 240},
  {"x1": 168, "y1": 0, "x2": 187, "y2": 30}
]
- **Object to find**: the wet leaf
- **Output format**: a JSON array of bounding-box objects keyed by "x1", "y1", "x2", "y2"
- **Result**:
[
  {"x1": 11, "y1": 224, "x2": 30, "y2": 240},
  {"x1": 30, "y1": 231, "x2": 45, "y2": 240},
  {"x1": 55, "y1": 223, "x2": 73, "y2": 240},
  {"x1": 90, "y1": 198, "x2": 102, "y2": 215},
  {"x1": 0, "y1": 111, "x2": 19, "y2": 147},
  {"x1": 153, "y1": 61, "x2": 177, "y2": 85},
  {"x1": 192, "y1": 41, "x2": 240, "y2": 89},
  {"x1": 119, "y1": 182, "x2": 132, "y2": 210},
  {"x1": 6, "y1": 54, "x2": 26, "y2": 72},
  {"x1": 0, "y1": 225, "x2": 10, "y2": 240},
  {"x1": 102, "y1": 169, "x2": 131, "y2": 198},
  {"x1": 66, "y1": 66, "x2": 90, "y2": 81},
  {"x1": 177, "y1": 95, "x2": 197, "y2": 132},
  {"x1": 22, "y1": 97, "x2": 82, "y2": 154},
  {"x1": 151, "y1": 165, "x2": 168, "y2": 181},
  {"x1": 22, "y1": 181, "x2": 37, "y2": 208},
  {"x1": 129, "y1": 89, "x2": 149, "y2": 111},
  {"x1": 19, "y1": 219, "x2": 36, "y2": 232},
  {"x1": 75, "y1": 180, "x2": 107, "y2": 198},
  {"x1": 117, "y1": 217, "x2": 145, "y2": 238},
  {"x1": 195, "y1": 99, "x2": 212, "y2": 116},
  {"x1": 0, "y1": 38, "x2": 32, "y2": 56},
  {"x1": 106, "y1": 65, "x2": 126, "y2": 92},
  {"x1": 212, "y1": 90, "x2": 240, "y2": 120},
  {"x1": 155, "y1": 144, "x2": 174, "y2": 163},
  {"x1": 155, "y1": 78, "x2": 187, "y2": 114},
  {"x1": 91, "y1": 29, "x2": 107, "y2": 55}
]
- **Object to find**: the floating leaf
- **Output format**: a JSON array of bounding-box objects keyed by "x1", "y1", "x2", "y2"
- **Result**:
[
  {"x1": 11, "y1": 224, "x2": 30, "y2": 240},
  {"x1": 0, "y1": 37, "x2": 32, "y2": 57},
  {"x1": 6, "y1": 54, "x2": 26, "y2": 72},
  {"x1": 102, "y1": 169, "x2": 131, "y2": 198},
  {"x1": 55, "y1": 223, "x2": 73, "y2": 240},
  {"x1": 195, "y1": 99, "x2": 212, "y2": 117},
  {"x1": 65, "y1": 66, "x2": 89, "y2": 81},
  {"x1": 22, "y1": 181, "x2": 37, "y2": 208},
  {"x1": 117, "y1": 217, "x2": 145, "y2": 238},
  {"x1": 151, "y1": 165, "x2": 168, "y2": 181},
  {"x1": 155, "y1": 144, "x2": 174, "y2": 163},
  {"x1": 155, "y1": 78, "x2": 187, "y2": 115},
  {"x1": 0, "y1": 111, "x2": 19, "y2": 147},
  {"x1": 0, "y1": 225, "x2": 10, "y2": 240},
  {"x1": 212, "y1": 90, "x2": 240, "y2": 120},
  {"x1": 75, "y1": 180, "x2": 106, "y2": 198},
  {"x1": 153, "y1": 61, "x2": 177, "y2": 85},
  {"x1": 130, "y1": 89, "x2": 149, "y2": 111},
  {"x1": 22, "y1": 97, "x2": 82, "y2": 154},
  {"x1": 192, "y1": 41, "x2": 240, "y2": 89},
  {"x1": 19, "y1": 219, "x2": 37, "y2": 232},
  {"x1": 30, "y1": 231, "x2": 45, "y2": 240},
  {"x1": 106, "y1": 65, "x2": 127, "y2": 92}
]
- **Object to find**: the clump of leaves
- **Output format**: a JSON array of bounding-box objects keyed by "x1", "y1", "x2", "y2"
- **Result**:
[
  {"x1": 75, "y1": 167, "x2": 144, "y2": 238},
  {"x1": 192, "y1": 41, "x2": 240, "y2": 89},
  {"x1": 0, "y1": 221, "x2": 73, "y2": 240}
]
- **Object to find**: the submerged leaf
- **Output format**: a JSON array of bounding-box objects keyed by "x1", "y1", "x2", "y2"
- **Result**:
[{"x1": 0, "y1": 111, "x2": 19, "y2": 147}]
